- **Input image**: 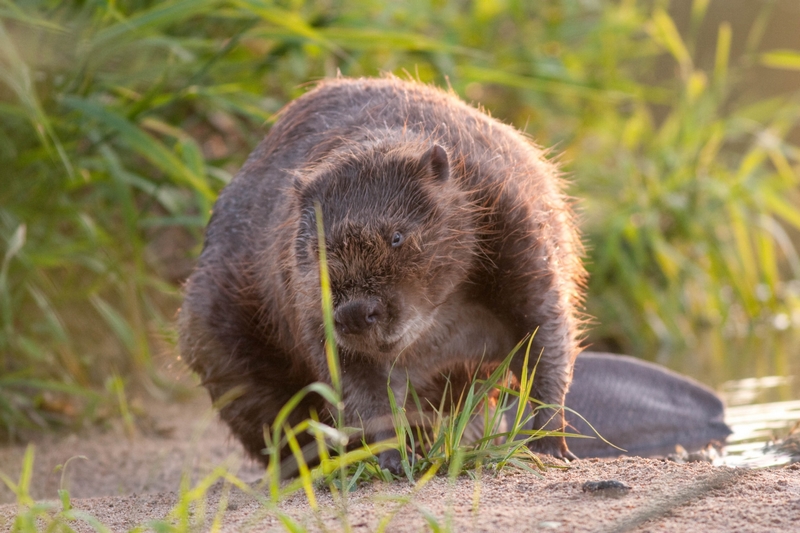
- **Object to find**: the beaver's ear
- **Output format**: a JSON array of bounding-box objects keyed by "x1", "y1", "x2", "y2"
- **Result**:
[{"x1": 422, "y1": 144, "x2": 450, "y2": 183}]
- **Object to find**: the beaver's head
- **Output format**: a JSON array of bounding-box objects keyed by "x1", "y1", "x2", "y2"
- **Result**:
[{"x1": 291, "y1": 139, "x2": 476, "y2": 357}]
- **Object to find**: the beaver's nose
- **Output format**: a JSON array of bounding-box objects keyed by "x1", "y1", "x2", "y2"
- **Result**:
[{"x1": 334, "y1": 298, "x2": 384, "y2": 335}]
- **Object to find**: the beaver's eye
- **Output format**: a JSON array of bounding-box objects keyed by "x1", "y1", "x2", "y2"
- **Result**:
[{"x1": 390, "y1": 231, "x2": 405, "y2": 248}]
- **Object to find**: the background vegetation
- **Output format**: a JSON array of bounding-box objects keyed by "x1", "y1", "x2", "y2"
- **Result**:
[{"x1": 1, "y1": 0, "x2": 799, "y2": 436}]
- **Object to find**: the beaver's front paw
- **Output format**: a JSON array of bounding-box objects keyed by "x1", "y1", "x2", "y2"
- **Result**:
[
  {"x1": 378, "y1": 448, "x2": 404, "y2": 475},
  {"x1": 528, "y1": 435, "x2": 577, "y2": 461}
]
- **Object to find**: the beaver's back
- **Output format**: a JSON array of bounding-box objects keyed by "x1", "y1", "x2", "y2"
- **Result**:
[{"x1": 203, "y1": 77, "x2": 565, "y2": 261}]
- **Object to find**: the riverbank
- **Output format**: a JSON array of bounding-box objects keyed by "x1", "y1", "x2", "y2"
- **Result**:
[{"x1": 1, "y1": 391, "x2": 797, "y2": 532}]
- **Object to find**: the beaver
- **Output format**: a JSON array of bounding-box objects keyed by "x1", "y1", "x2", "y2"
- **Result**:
[{"x1": 178, "y1": 76, "x2": 586, "y2": 473}]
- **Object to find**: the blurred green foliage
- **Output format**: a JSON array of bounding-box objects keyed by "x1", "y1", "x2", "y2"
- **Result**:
[{"x1": 1, "y1": 0, "x2": 799, "y2": 434}]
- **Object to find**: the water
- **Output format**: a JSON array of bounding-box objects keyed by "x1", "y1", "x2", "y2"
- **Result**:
[
  {"x1": 667, "y1": 334, "x2": 800, "y2": 467},
  {"x1": 720, "y1": 378, "x2": 800, "y2": 467}
]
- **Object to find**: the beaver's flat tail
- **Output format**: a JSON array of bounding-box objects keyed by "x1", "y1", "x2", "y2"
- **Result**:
[{"x1": 564, "y1": 352, "x2": 732, "y2": 458}]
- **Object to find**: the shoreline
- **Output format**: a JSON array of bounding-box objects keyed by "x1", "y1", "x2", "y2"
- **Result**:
[{"x1": 1, "y1": 391, "x2": 798, "y2": 532}]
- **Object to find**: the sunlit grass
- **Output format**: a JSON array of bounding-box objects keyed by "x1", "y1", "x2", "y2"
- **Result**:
[{"x1": 1, "y1": 341, "x2": 578, "y2": 533}]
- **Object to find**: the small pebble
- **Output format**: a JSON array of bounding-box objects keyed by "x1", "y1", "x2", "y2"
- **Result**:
[{"x1": 582, "y1": 480, "x2": 632, "y2": 498}]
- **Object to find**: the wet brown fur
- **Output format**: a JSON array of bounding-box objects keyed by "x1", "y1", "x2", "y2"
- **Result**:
[{"x1": 179, "y1": 76, "x2": 587, "y2": 471}]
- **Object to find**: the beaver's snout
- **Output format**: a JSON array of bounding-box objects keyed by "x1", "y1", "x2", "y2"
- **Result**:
[{"x1": 334, "y1": 298, "x2": 385, "y2": 336}]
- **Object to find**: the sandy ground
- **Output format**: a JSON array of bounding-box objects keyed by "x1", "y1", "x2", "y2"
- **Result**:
[{"x1": 1, "y1": 391, "x2": 798, "y2": 532}]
